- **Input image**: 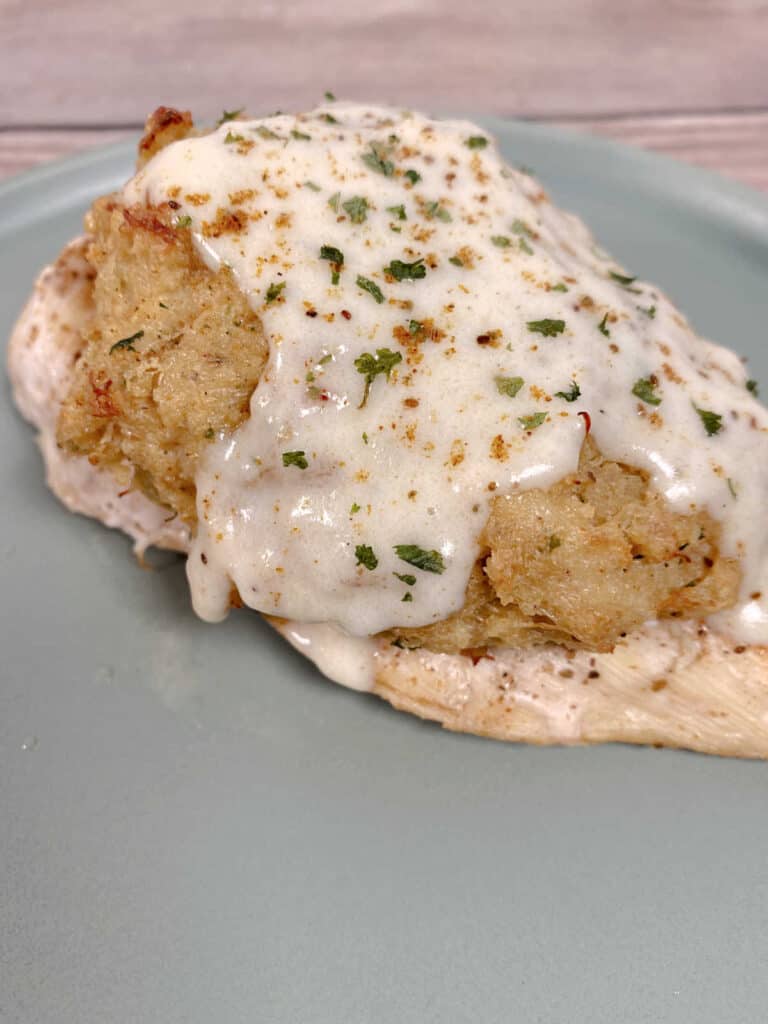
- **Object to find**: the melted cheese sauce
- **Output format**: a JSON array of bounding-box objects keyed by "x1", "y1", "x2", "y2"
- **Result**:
[{"x1": 124, "y1": 102, "x2": 768, "y2": 643}]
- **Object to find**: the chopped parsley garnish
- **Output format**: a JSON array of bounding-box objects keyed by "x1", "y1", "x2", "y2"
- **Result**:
[
  {"x1": 632, "y1": 376, "x2": 662, "y2": 406},
  {"x1": 424, "y1": 200, "x2": 451, "y2": 222},
  {"x1": 394, "y1": 544, "x2": 446, "y2": 574},
  {"x1": 393, "y1": 572, "x2": 417, "y2": 586},
  {"x1": 362, "y1": 142, "x2": 394, "y2": 177},
  {"x1": 354, "y1": 347, "x2": 402, "y2": 406},
  {"x1": 519, "y1": 412, "x2": 547, "y2": 430},
  {"x1": 747, "y1": 379, "x2": 759, "y2": 396},
  {"x1": 597, "y1": 313, "x2": 611, "y2": 337},
  {"x1": 321, "y1": 112, "x2": 338, "y2": 124},
  {"x1": 495, "y1": 375, "x2": 524, "y2": 398},
  {"x1": 518, "y1": 237, "x2": 533, "y2": 255},
  {"x1": 282, "y1": 450, "x2": 308, "y2": 469},
  {"x1": 110, "y1": 329, "x2": 143, "y2": 354},
  {"x1": 387, "y1": 204, "x2": 407, "y2": 221},
  {"x1": 465, "y1": 135, "x2": 488, "y2": 149},
  {"x1": 491, "y1": 235, "x2": 511, "y2": 248},
  {"x1": 304, "y1": 180, "x2": 321, "y2": 192},
  {"x1": 257, "y1": 126, "x2": 280, "y2": 140},
  {"x1": 448, "y1": 256, "x2": 463, "y2": 267},
  {"x1": 217, "y1": 108, "x2": 244, "y2": 125},
  {"x1": 350, "y1": 503, "x2": 361, "y2": 514},
  {"x1": 320, "y1": 245, "x2": 344, "y2": 284},
  {"x1": 342, "y1": 196, "x2": 369, "y2": 224},
  {"x1": 727, "y1": 478, "x2": 738, "y2": 499},
  {"x1": 384, "y1": 258, "x2": 426, "y2": 281},
  {"x1": 404, "y1": 169, "x2": 421, "y2": 185},
  {"x1": 324, "y1": 90, "x2": 336, "y2": 101},
  {"x1": 408, "y1": 319, "x2": 423, "y2": 335},
  {"x1": 158, "y1": 301, "x2": 169, "y2": 309},
  {"x1": 402, "y1": 592, "x2": 413, "y2": 602},
  {"x1": 527, "y1": 318, "x2": 565, "y2": 337},
  {"x1": 609, "y1": 270, "x2": 637, "y2": 286},
  {"x1": 355, "y1": 544, "x2": 378, "y2": 570},
  {"x1": 511, "y1": 219, "x2": 533, "y2": 237},
  {"x1": 328, "y1": 191, "x2": 341, "y2": 211},
  {"x1": 638, "y1": 304, "x2": 656, "y2": 318},
  {"x1": 175, "y1": 215, "x2": 192, "y2": 228},
  {"x1": 355, "y1": 275, "x2": 385, "y2": 305},
  {"x1": 551, "y1": 282, "x2": 569, "y2": 292},
  {"x1": 694, "y1": 406, "x2": 723, "y2": 436},
  {"x1": 265, "y1": 281, "x2": 286, "y2": 304},
  {"x1": 224, "y1": 131, "x2": 246, "y2": 144},
  {"x1": 291, "y1": 128, "x2": 311, "y2": 140},
  {"x1": 362, "y1": 432, "x2": 369, "y2": 444},
  {"x1": 548, "y1": 534, "x2": 562, "y2": 551},
  {"x1": 554, "y1": 380, "x2": 581, "y2": 402}
]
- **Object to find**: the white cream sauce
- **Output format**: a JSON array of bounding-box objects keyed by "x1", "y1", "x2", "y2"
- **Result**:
[{"x1": 123, "y1": 102, "x2": 768, "y2": 643}]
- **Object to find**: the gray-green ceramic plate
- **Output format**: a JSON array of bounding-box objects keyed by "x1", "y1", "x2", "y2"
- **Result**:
[{"x1": 2, "y1": 122, "x2": 768, "y2": 1024}]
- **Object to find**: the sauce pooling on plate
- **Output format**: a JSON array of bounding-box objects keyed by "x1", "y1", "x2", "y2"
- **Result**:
[{"x1": 125, "y1": 102, "x2": 768, "y2": 642}]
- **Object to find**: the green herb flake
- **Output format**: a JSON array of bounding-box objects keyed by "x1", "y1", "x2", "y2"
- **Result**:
[
  {"x1": 355, "y1": 544, "x2": 378, "y2": 571},
  {"x1": 554, "y1": 380, "x2": 581, "y2": 402},
  {"x1": 727, "y1": 478, "x2": 738, "y2": 499},
  {"x1": 350, "y1": 503, "x2": 361, "y2": 514},
  {"x1": 491, "y1": 235, "x2": 511, "y2": 248},
  {"x1": 175, "y1": 215, "x2": 192, "y2": 228},
  {"x1": 304, "y1": 180, "x2": 322, "y2": 192},
  {"x1": 632, "y1": 376, "x2": 662, "y2": 406},
  {"x1": 519, "y1": 412, "x2": 548, "y2": 430},
  {"x1": 355, "y1": 275, "x2": 385, "y2": 305},
  {"x1": 511, "y1": 219, "x2": 533, "y2": 237},
  {"x1": 257, "y1": 126, "x2": 280, "y2": 140},
  {"x1": 518, "y1": 237, "x2": 534, "y2": 255},
  {"x1": 527, "y1": 318, "x2": 565, "y2": 337},
  {"x1": 609, "y1": 270, "x2": 637, "y2": 286},
  {"x1": 321, "y1": 112, "x2": 338, "y2": 124},
  {"x1": 109, "y1": 329, "x2": 144, "y2": 354},
  {"x1": 342, "y1": 196, "x2": 369, "y2": 224},
  {"x1": 465, "y1": 135, "x2": 488, "y2": 149},
  {"x1": 320, "y1": 244, "x2": 344, "y2": 284},
  {"x1": 362, "y1": 143, "x2": 394, "y2": 177},
  {"x1": 319, "y1": 353, "x2": 333, "y2": 366},
  {"x1": 393, "y1": 572, "x2": 417, "y2": 586},
  {"x1": 362, "y1": 432, "x2": 369, "y2": 444},
  {"x1": 638, "y1": 304, "x2": 656, "y2": 318},
  {"x1": 548, "y1": 534, "x2": 562, "y2": 551},
  {"x1": 448, "y1": 256, "x2": 463, "y2": 267},
  {"x1": 551, "y1": 282, "x2": 569, "y2": 292},
  {"x1": 495, "y1": 375, "x2": 524, "y2": 398},
  {"x1": 424, "y1": 200, "x2": 451, "y2": 222},
  {"x1": 204, "y1": 427, "x2": 215, "y2": 440},
  {"x1": 282, "y1": 450, "x2": 308, "y2": 469},
  {"x1": 384, "y1": 258, "x2": 427, "y2": 281},
  {"x1": 408, "y1": 319, "x2": 423, "y2": 335},
  {"x1": 404, "y1": 169, "x2": 421, "y2": 185},
  {"x1": 387, "y1": 204, "x2": 407, "y2": 221},
  {"x1": 402, "y1": 592, "x2": 413, "y2": 602},
  {"x1": 217, "y1": 108, "x2": 244, "y2": 125},
  {"x1": 394, "y1": 544, "x2": 446, "y2": 574},
  {"x1": 224, "y1": 131, "x2": 246, "y2": 144},
  {"x1": 265, "y1": 281, "x2": 286, "y2": 304},
  {"x1": 324, "y1": 90, "x2": 336, "y2": 101},
  {"x1": 597, "y1": 313, "x2": 611, "y2": 337},
  {"x1": 291, "y1": 128, "x2": 311, "y2": 141},
  {"x1": 158, "y1": 301, "x2": 169, "y2": 309},
  {"x1": 354, "y1": 347, "x2": 402, "y2": 406},
  {"x1": 694, "y1": 406, "x2": 723, "y2": 437},
  {"x1": 747, "y1": 379, "x2": 759, "y2": 397},
  {"x1": 328, "y1": 191, "x2": 341, "y2": 211}
]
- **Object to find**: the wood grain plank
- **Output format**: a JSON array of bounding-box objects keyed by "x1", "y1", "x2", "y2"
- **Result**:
[
  {"x1": 2, "y1": 114, "x2": 766, "y2": 192},
  {"x1": 2, "y1": 0, "x2": 768, "y2": 125}
]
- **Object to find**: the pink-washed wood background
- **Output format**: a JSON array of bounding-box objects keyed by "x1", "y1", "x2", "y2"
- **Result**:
[{"x1": 1, "y1": 0, "x2": 767, "y2": 189}]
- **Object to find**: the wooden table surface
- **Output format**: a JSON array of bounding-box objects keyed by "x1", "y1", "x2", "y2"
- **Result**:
[{"x1": 2, "y1": 0, "x2": 767, "y2": 190}]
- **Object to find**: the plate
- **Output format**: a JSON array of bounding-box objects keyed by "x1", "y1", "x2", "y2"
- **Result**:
[{"x1": 2, "y1": 123, "x2": 768, "y2": 1023}]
